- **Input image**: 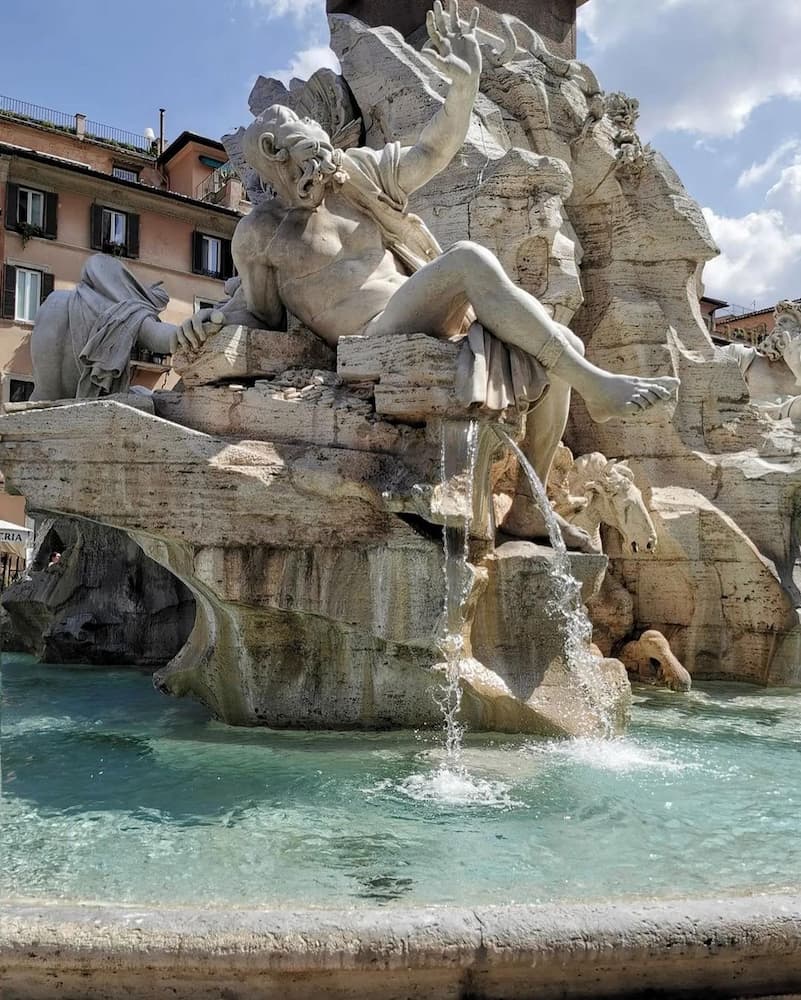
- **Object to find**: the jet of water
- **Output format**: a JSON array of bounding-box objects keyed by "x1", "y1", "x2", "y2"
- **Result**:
[
  {"x1": 437, "y1": 420, "x2": 480, "y2": 760},
  {"x1": 493, "y1": 426, "x2": 617, "y2": 737}
]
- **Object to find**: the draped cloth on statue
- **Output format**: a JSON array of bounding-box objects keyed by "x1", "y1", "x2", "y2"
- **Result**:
[
  {"x1": 341, "y1": 143, "x2": 549, "y2": 414},
  {"x1": 71, "y1": 257, "x2": 169, "y2": 397}
]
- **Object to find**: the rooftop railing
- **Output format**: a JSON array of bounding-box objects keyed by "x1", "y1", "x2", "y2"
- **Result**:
[{"x1": 0, "y1": 95, "x2": 153, "y2": 154}]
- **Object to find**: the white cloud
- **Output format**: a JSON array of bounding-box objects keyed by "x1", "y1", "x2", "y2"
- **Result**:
[
  {"x1": 701, "y1": 207, "x2": 801, "y2": 306},
  {"x1": 768, "y1": 163, "x2": 801, "y2": 205},
  {"x1": 578, "y1": 0, "x2": 801, "y2": 138},
  {"x1": 248, "y1": 0, "x2": 322, "y2": 21},
  {"x1": 269, "y1": 45, "x2": 341, "y2": 87},
  {"x1": 737, "y1": 140, "x2": 801, "y2": 190}
]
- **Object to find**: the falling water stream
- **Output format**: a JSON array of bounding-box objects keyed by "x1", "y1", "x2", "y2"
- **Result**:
[
  {"x1": 436, "y1": 419, "x2": 480, "y2": 760},
  {"x1": 395, "y1": 419, "x2": 519, "y2": 807},
  {"x1": 419, "y1": 420, "x2": 617, "y2": 808},
  {"x1": 493, "y1": 426, "x2": 617, "y2": 736}
]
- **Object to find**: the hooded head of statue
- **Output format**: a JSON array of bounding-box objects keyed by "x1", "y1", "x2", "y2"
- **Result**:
[{"x1": 242, "y1": 105, "x2": 348, "y2": 209}]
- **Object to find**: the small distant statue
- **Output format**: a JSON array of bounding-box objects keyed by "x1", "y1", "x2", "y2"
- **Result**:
[
  {"x1": 183, "y1": 0, "x2": 678, "y2": 541},
  {"x1": 29, "y1": 255, "x2": 220, "y2": 401},
  {"x1": 720, "y1": 299, "x2": 801, "y2": 421}
]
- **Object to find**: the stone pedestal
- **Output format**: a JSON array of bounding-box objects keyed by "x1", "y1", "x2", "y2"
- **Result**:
[{"x1": 326, "y1": 0, "x2": 585, "y2": 59}]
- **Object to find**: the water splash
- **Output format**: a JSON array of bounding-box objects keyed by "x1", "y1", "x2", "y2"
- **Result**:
[{"x1": 494, "y1": 426, "x2": 617, "y2": 736}]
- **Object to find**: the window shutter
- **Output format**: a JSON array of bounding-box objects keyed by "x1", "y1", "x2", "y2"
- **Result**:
[
  {"x1": 2, "y1": 265, "x2": 16, "y2": 319},
  {"x1": 43, "y1": 192, "x2": 58, "y2": 239},
  {"x1": 191, "y1": 231, "x2": 203, "y2": 274},
  {"x1": 126, "y1": 212, "x2": 140, "y2": 258},
  {"x1": 5, "y1": 183, "x2": 19, "y2": 230},
  {"x1": 90, "y1": 204, "x2": 104, "y2": 250},
  {"x1": 40, "y1": 272, "x2": 54, "y2": 303},
  {"x1": 221, "y1": 238, "x2": 234, "y2": 280}
]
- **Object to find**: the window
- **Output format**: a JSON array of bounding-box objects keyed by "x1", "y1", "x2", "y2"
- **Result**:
[
  {"x1": 15, "y1": 268, "x2": 42, "y2": 322},
  {"x1": 8, "y1": 378, "x2": 34, "y2": 403},
  {"x1": 90, "y1": 204, "x2": 139, "y2": 257},
  {"x1": 102, "y1": 208, "x2": 127, "y2": 247},
  {"x1": 18, "y1": 188, "x2": 44, "y2": 228},
  {"x1": 202, "y1": 235, "x2": 221, "y2": 275},
  {"x1": 1, "y1": 265, "x2": 53, "y2": 323},
  {"x1": 112, "y1": 165, "x2": 140, "y2": 183},
  {"x1": 4, "y1": 183, "x2": 58, "y2": 239},
  {"x1": 191, "y1": 231, "x2": 234, "y2": 279},
  {"x1": 194, "y1": 296, "x2": 217, "y2": 312}
]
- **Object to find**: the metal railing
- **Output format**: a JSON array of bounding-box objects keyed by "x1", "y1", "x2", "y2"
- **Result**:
[
  {"x1": 84, "y1": 118, "x2": 152, "y2": 152},
  {"x1": 195, "y1": 162, "x2": 237, "y2": 201},
  {"x1": 0, "y1": 94, "x2": 74, "y2": 131},
  {"x1": 0, "y1": 94, "x2": 152, "y2": 153}
]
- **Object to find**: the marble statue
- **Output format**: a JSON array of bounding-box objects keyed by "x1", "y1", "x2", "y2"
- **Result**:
[
  {"x1": 8, "y1": 0, "x2": 801, "y2": 734},
  {"x1": 720, "y1": 300, "x2": 801, "y2": 421},
  {"x1": 29, "y1": 255, "x2": 222, "y2": 401},
  {"x1": 548, "y1": 446, "x2": 657, "y2": 555},
  {"x1": 186, "y1": 0, "x2": 678, "y2": 509}
]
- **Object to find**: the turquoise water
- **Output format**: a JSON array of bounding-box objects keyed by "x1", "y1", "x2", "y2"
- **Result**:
[{"x1": 2, "y1": 652, "x2": 801, "y2": 908}]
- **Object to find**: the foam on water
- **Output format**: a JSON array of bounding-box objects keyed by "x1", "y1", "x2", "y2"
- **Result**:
[
  {"x1": 528, "y1": 736, "x2": 691, "y2": 775},
  {"x1": 378, "y1": 766, "x2": 522, "y2": 810}
]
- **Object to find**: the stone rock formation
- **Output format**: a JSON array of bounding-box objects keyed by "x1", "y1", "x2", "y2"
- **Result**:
[
  {"x1": 619, "y1": 629, "x2": 691, "y2": 692},
  {"x1": 1, "y1": 517, "x2": 194, "y2": 666}
]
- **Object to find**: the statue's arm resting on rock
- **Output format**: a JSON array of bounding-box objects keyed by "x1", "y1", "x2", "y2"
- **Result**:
[{"x1": 172, "y1": 223, "x2": 284, "y2": 348}]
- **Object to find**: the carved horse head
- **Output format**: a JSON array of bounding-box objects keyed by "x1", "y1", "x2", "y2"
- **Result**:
[{"x1": 550, "y1": 447, "x2": 657, "y2": 555}]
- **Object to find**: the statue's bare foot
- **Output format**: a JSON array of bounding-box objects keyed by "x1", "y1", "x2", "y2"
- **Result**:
[{"x1": 581, "y1": 374, "x2": 679, "y2": 424}]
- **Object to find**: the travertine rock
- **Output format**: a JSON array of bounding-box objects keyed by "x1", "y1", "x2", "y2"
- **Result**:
[
  {"x1": 172, "y1": 324, "x2": 335, "y2": 388},
  {"x1": 619, "y1": 630, "x2": 692, "y2": 692},
  {"x1": 0, "y1": 392, "x2": 624, "y2": 735},
  {"x1": 1, "y1": 517, "x2": 194, "y2": 667},
  {"x1": 608, "y1": 487, "x2": 801, "y2": 686}
]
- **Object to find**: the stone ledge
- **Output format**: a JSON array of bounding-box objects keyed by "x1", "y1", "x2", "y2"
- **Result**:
[
  {"x1": 3, "y1": 893, "x2": 801, "y2": 999},
  {"x1": 172, "y1": 324, "x2": 335, "y2": 387}
]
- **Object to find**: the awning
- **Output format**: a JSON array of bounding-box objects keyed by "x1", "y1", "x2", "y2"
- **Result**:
[{"x1": 0, "y1": 519, "x2": 31, "y2": 559}]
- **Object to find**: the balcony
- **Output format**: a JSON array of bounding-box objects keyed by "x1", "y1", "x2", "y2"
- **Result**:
[{"x1": 195, "y1": 164, "x2": 248, "y2": 210}]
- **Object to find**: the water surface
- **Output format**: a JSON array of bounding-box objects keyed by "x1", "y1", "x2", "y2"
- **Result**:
[{"x1": 2, "y1": 653, "x2": 800, "y2": 907}]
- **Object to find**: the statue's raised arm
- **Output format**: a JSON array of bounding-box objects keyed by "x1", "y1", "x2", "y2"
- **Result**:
[{"x1": 396, "y1": 0, "x2": 482, "y2": 195}]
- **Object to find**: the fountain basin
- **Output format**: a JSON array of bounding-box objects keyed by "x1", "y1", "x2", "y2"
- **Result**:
[
  {"x1": 4, "y1": 650, "x2": 801, "y2": 1000},
  {"x1": 4, "y1": 895, "x2": 801, "y2": 999}
]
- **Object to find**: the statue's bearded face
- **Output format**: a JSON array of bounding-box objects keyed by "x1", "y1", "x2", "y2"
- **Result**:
[
  {"x1": 255, "y1": 120, "x2": 341, "y2": 209},
  {"x1": 283, "y1": 126, "x2": 339, "y2": 207}
]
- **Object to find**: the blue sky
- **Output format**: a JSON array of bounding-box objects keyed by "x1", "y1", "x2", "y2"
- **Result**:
[{"x1": 2, "y1": 0, "x2": 800, "y2": 309}]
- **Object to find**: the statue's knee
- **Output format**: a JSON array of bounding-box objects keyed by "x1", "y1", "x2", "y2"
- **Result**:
[
  {"x1": 446, "y1": 240, "x2": 502, "y2": 282},
  {"x1": 556, "y1": 321, "x2": 585, "y2": 357}
]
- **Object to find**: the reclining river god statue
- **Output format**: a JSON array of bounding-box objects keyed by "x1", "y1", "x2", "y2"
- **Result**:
[{"x1": 176, "y1": 0, "x2": 679, "y2": 541}]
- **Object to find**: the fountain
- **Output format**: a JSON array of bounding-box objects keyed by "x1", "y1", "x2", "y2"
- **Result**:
[{"x1": 3, "y1": 2, "x2": 801, "y2": 997}]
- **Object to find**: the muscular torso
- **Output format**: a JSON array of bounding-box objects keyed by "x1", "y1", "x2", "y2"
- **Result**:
[{"x1": 241, "y1": 191, "x2": 408, "y2": 344}]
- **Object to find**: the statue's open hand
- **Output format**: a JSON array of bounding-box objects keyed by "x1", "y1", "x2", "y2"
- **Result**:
[
  {"x1": 424, "y1": 0, "x2": 481, "y2": 86},
  {"x1": 171, "y1": 309, "x2": 226, "y2": 353}
]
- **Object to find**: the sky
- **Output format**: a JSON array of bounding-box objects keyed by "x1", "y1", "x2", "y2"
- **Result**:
[{"x1": 1, "y1": 0, "x2": 800, "y2": 311}]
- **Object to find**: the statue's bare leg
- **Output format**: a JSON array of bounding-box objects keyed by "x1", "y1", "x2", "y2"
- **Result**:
[
  {"x1": 499, "y1": 343, "x2": 595, "y2": 551},
  {"x1": 366, "y1": 241, "x2": 678, "y2": 422}
]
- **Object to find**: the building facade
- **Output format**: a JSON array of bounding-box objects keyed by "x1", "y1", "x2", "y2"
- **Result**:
[
  {"x1": 0, "y1": 97, "x2": 247, "y2": 538},
  {"x1": 713, "y1": 306, "x2": 778, "y2": 348},
  {"x1": 0, "y1": 99, "x2": 246, "y2": 404}
]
